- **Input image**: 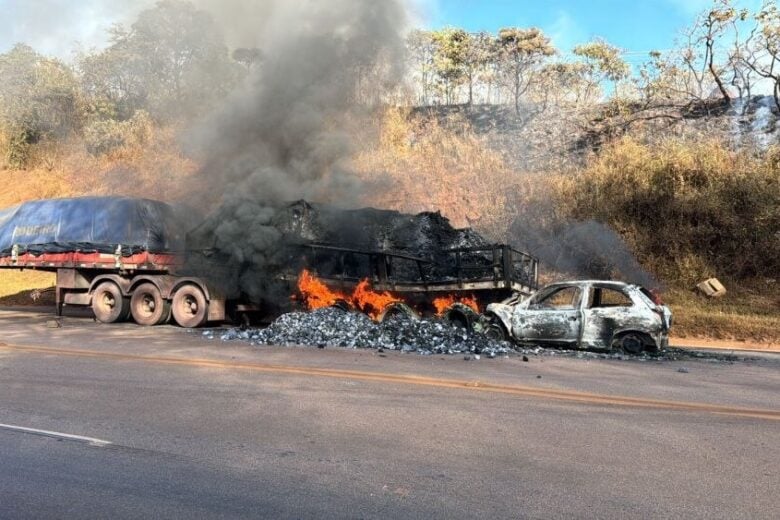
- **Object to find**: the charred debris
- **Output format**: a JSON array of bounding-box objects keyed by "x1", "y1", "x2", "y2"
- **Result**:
[
  {"x1": 191, "y1": 201, "x2": 700, "y2": 361},
  {"x1": 185, "y1": 199, "x2": 538, "y2": 317},
  {"x1": 206, "y1": 307, "x2": 745, "y2": 364}
]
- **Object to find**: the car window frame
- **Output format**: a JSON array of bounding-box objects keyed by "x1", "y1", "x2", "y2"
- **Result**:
[
  {"x1": 533, "y1": 285, "x2": 582, "y2": 310},
  {"x1": 588, "y1": 285, "x2": 635, "y2": 309}
]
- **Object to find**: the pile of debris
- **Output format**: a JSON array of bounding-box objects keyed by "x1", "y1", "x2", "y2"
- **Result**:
[
  {"x1": 206, "y1": 308, "x2": 748, "y2": 364},
  {"x1": 212, "y1": 307, "x2": 512, "y2": 357}
]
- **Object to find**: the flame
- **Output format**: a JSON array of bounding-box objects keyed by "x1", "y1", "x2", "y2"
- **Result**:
[
  {"x1": 352, "y1": 279, "x2": 402, "y2": 319},
  {"x1": 432, "y1": 295, "x2": 456, "y2": 315},
  {"x1": 297, "y1": 269, "x2": 349, "y2": 310},
  {"x1": 297, "y1": 270, "x2": 479, "y2": 320},
  {"x1": 296, "y1": 269, "x2": 400, "y2": 320},
  {"x1": 432, "y1": 294, "x2": 480, "y2": 316}
]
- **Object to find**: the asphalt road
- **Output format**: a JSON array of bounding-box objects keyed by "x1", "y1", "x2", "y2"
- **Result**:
[{"x1": 0, "y1": 309, "x2": 778, "y2": 519}]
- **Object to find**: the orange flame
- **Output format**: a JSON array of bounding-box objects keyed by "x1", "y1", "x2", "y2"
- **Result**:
[
  {"x1": 297, "y1": 269, "x2": 349, "y2": 310},
  {"x1": 432, "y1": 295, "x2": 456, "y2": 315},
  {"x1": 296, "y1": 269, "x2": 401, "y2": 320},
  {"x1": 297, "y1": 270, "x2": 479, "y2": 320},
  {"x1": 353, "y1": 279, "x2": 402, "y2": 319},
  {"x1": 432, "y1": 295, "x2": 480, "y2": 316}
]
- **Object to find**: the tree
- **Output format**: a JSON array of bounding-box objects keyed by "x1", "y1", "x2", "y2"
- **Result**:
[
  {"x1": 496, "y1": 28, "x2": 556, "y2": 114},
  {"x1": 80, "y1": 0, "x2": 239, "y2": 121},
  {"x1": 740, "y1": 2, "x2": 780, "y2": 111},
  {"x1": 407, "y1": 30, "x2": 436, "y2": 105},
  {"x1": 701, "y1": 1, "x2": 746, "y2": 102},
  {"x1": 638, "y1": 1, "x2": 745, "y2": 104},
  {"x1": 78, "y1": 28, "x2": 150, "y2": 121},
  {"x1": 683, "y1": 0, "x2": 743, "y2": 101},
  {"x1": 431, "y1": 28, "x2": 470, "y2": 105},
  {"x1": 476, "y1": 33, "x2": 502, "y2": 104},
  {"x1": 464, "y1": 32, "x2": 494, "y2": 105},
  {"x1": 0, "y1": 44, "x2": 81, "y2": 167},
  {"x1": 573, "y1": 38, "x2": 630, "y2": 100},
  {"x1": 538, "y1": 61, "x2": 594, "y2": 106}
]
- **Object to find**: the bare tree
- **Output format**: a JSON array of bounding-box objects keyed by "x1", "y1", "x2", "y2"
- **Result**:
[
  {"x1": 406, "y1": 30, "x2": 435, "y2": 105},
  {"x1": 740, "y1": 2, "x2": 780, "y2": 111}
]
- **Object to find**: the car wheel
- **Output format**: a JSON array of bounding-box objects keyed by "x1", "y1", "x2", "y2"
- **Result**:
[
  {"x1": 617, "y1": 332, "x2": 645, "y2": 354},
  {"x1": 482, "y1": 317, "x2": 508, "y2": 342}
]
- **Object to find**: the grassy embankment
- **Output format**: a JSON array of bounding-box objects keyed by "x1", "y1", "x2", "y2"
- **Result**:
[
  {"x1": 1, "y1": 109, "x2": 778, "y2": 343},
  {"x1": 352, "y1": 109, "x2": 780, "y2": 344}
]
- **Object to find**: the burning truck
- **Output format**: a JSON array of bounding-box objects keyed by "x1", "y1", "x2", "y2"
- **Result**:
[{"x1": 0, "y1": 197, "x2": 538, "y2": 329}]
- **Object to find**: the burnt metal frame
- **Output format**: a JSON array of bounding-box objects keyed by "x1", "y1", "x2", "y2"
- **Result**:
[{"x1": 288, "y1": 243, "x2": 539, "y2": 295}]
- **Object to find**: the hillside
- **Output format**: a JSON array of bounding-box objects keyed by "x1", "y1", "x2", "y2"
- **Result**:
[
  {"x1": 2, "y1": 102, "x2": 777, "y2": 343},
  {"x1": 1, "y1": 0, "x2": 778, "y2": 343}
]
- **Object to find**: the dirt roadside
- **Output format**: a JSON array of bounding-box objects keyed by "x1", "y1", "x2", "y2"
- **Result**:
[{"x1": 670, "y1": 336, "x2": 779, "y2": 353}]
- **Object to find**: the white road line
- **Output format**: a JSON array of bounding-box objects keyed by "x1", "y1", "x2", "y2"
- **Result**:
[{"x1": 0, "y1": 423, "x2": 112, "y2": 447}]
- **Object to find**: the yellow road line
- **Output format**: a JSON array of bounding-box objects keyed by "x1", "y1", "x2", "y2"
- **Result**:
[{"x1": 1, "y1": 343, "x2": 778, "y2": 421}]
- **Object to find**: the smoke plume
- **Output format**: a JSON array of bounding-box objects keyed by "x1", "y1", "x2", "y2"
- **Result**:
[
  {"x1": 183, "y1": 0, "x2": 409, "y2": 299},
  {"x1": 511, "y1": 217, "x2": 660, "y2": 289}
]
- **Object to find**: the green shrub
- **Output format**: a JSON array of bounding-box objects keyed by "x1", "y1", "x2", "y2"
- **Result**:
[{"x1": 556, "y1": 137, "x2": 780, "y2": 282}]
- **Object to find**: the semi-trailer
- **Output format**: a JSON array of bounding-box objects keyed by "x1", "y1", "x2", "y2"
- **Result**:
[{"x1": 0, "y1": 196, "x2": 538, "y2": 327}]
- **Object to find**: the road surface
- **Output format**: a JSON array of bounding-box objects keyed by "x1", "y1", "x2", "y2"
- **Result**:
[{"x1": 0, "y1": 308, "x2": 778, "y2": 519}]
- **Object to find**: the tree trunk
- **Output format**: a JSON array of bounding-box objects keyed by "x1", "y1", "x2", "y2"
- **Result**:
[
  {"x1": 707, "y1": 40, "x2": 730, "y2": 103},
  {"x1": 774, "y1": 81, "x2": 780, "y2": 114}
]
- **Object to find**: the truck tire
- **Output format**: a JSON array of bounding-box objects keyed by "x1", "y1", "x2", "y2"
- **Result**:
[
  {"x1": 171, "y1": 284, "x2": 208, "y2": 328},
  {"x1": 444, "y1": 303, "x2": 477, "y2": 329},
  {"x1": 91, "y1": 282, "x2": 130, "y2": 324},
  {"x1": 130, "y1": 283, "x2": 170, "y2": 326}
]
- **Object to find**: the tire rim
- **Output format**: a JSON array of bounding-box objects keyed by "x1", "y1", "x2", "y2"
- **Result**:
[
  {"x1": 486, "y1": 325, "x2": 504, "y2": 341},
  {"x1": 181, "y1": 295, "x2": 198, "y2": 317},
  {"x1": 622, "y1": 334, "x2": 643, "y2": 353},
  {"x1": 140, "y1": 294, "x2": 156, "y2": 316},
  {"x1": 100, "y1": 292, "x2": 116, "y2": 311}
]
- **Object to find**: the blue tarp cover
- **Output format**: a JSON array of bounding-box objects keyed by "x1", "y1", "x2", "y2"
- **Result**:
[{"x1": 0, "y1": 196, "x2": 186, "y2": 256}]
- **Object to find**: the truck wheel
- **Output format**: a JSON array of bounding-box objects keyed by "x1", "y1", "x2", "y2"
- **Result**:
[
  {"x1": 91, "y1": 282, "x2": 129, "y2": 323},
  {"x1": 444, "y1": 303, "x2": 477, "y2": 329},
  {"x1": 172, "y1": 284, "x2": 208, "y2": 328},
  {"x1": 130, "y1": 283, "x2": 169, "y2": 326}
]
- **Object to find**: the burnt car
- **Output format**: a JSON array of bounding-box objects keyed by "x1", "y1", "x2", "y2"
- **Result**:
[{"x1": 482, "y1": 281, "x2": 672, "y2": 353}]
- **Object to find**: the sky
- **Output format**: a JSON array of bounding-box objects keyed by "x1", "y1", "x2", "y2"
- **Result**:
[
  {"x1": 0, "y1": 0, "x2": 765, "y2": 63},
  {"x1": 422, "y1": 0, "x2": 763, "y2": 62}
]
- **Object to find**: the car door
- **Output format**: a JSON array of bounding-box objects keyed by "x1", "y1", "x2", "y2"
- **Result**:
[
  {"x1": 580, "y1": 285, "x2": 636, "y2": 349},
  {"x1": 511, "y1": 285, "x2": 583, "y2": 345}
]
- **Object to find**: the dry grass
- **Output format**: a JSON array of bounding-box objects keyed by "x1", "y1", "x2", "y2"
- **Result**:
[
  {"x1": 0, "y1": 270, "x2": 55, "y2": 306},
  {"x1": 1, "y1": 109, "x2": 778, "y2": 342},
  {"x1": 351, "y1": 108, "x2": 517, "y2": 238},
  {"x1": 665, "y1": 281, "x2": 780, "y2": 342},
  {"x1": 0, "y1": 125, "x2": 199, "y2": 208},
  {"x1": 554, "y1": 137, "x2": 780, "y2": 284}
]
